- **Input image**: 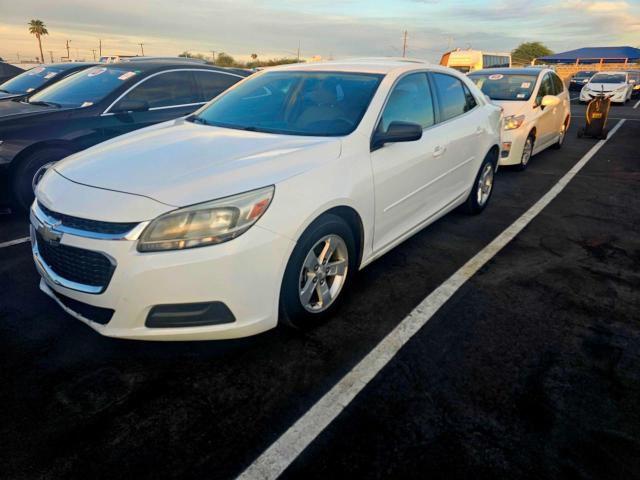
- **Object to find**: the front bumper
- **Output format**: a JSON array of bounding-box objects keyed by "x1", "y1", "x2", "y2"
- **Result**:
[
  {"x1": 498, "y1": 128, "x2": 529, "y2": 166},
  {"x1": 31, "y1": 207, "x2": 295, "y2": 341}
]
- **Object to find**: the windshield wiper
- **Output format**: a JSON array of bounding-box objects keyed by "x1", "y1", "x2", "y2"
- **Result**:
[{"x1": 27, "y1": 100, "x2": 61, "y2": 108}]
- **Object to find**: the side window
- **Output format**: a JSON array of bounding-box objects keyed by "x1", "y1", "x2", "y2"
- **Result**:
[
  {"x1": 194, "y1": 71, "x2": 241, "y2": 103},
  {"x1": 116, "y1": 71, "x2": 198, "y2": 109},
  {"x1": 551, "y1": 73, "x2": 564, "y2": 94},
  {"x1": 536, "y1": 74, "x2": 553, "y2": 103},
  {"x1": 379, "y1": 72, "x2": 435, "y2": 132},
  {"x1": 432, "y1": 73, "x2": 470, "y2": 122},
  {"x1": 462, "y1": 83, "x2": 477, "y2": 111}
]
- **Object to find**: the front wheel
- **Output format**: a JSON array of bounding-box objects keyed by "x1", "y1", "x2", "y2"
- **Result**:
[
  {"x1": 463, "y1": 153, "x2": 496, "y2": 215},
  {"x1": 280, "y1": 214, "x2": 356, "y2": 330},
  {"x1": 10, "y1": 147, "x2": 72, "y2": 211},
  {"x1": 516, "y1": 135, "x2": 534, "y2": 171}
]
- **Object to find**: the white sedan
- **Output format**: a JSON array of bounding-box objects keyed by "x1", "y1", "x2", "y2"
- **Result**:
[
  {"x1": 469, "y1": 68, "x2": 571, "y2": 170},
  {"x1": 580, "y1": 71, "x2": 633, "y2": 104},
  {"x1": 32, "y1": 59, "x2": 502, "y2": 340}
]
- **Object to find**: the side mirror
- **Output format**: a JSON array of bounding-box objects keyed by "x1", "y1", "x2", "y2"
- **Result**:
[
  {"x1": 371, "y1": 121, "x2": 422, "y2": 151},
  {"x1": 540, "y1": 95, "x2": 560, "y2": 109},
  {"x1": 112, "y1": 99, "x2": 149, "y2": 113}
]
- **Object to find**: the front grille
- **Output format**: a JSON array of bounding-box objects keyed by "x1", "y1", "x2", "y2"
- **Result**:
[
  {"x1": 36, "y1": 231, "x2": 115, "y2": 289},
  {"x1": 49, "y1": 289, "x2": 114, "y2": 325},
  {"x1": 38, "y1": 202, "x2": 138, "y2": 235}
]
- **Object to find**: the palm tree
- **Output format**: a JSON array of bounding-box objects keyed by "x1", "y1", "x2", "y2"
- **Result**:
[
  {"x1": 251, "y1": 53, "x2": 258, "y2": 60},
  {"x1": 28, "y1": 19, "x2": 48, "y2": 63}
]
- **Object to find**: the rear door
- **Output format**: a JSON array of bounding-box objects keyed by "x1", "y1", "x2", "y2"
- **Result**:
[
  {"x1": 429, "y1": 72, "x2": 486, "y2": 201},
  {"x1": 100, "y1": 69, "x2": 203, "y2": 139}
]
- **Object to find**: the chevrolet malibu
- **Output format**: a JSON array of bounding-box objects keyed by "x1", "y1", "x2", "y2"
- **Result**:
[
  {"x1": 470, "y1": 68, "x2": 570, "y2": 170},
  {"x1": 32, "y1": 59, "x2": 502, "y2": 340}
]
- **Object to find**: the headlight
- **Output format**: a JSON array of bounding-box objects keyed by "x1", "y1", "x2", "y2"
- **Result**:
[
  {"x1": 137, "y1": 186, "x2": 274, "y2": 252},
  {"x1": 503, "y1": 115, "x2": 525, "y2": 130}
]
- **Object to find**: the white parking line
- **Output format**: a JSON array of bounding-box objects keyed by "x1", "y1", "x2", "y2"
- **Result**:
[
  {"x1": 634, "y1": 99, "x2": 640, "y2": 109},
  {"x1": 238, "y1": 119, "x2": 626, "y2": 480},
  {"x1": 0, "y1": 237, "x2": 30, "y2": 249}
]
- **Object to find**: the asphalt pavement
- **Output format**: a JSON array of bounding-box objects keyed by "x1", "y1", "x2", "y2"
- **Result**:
[{"x1": 0, "y1": 99, "x2": 639, "y2": 479}]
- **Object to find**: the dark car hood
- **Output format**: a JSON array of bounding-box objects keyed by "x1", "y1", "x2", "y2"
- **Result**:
[
  {"x1": 0, "y1": 91, "x2": 24, "y2": 101},
  {"x1": 0, "y1": 100, "x2": 58, "y2": 119}
]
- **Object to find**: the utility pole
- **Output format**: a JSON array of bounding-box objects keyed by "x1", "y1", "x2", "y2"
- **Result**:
[
  {"x1": 297, "y1": 40, "x2": 300, "y2": 62},
  {"x1": 91, "y1": 49, "x2": 97, "y2": 61},
  {"x1": 65, "y1": 40, "x2": 71, "y2": 60},
  {"x1": 16, "y1": 52, "x2": 20, "y2": 62},
  {"x1": 99, "y1": 39, "x2": 102, "y2": 58},
  {"x1": 402, "y1": 30, "x2": 408, "y2": 58},
  {"x1": 138, "y1": 43, "x2": 145, "y2": 56},
  {"x1": 48, "y1": 50, "x2": 54, "y2": 63},
  {"x1": 211, "y1": 50, "x2": 215, "y2": 63}
]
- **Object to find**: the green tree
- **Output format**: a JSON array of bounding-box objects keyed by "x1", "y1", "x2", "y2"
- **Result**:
[
  {"x1": 215, "y1": 52, "x2": 236, "y2": 67},
  {"x1": 28, "y1": 19, "x2": 48, "y2": 64},
  {"x1": 511, "y1": 42, "x2": 553, "y2": 65}
]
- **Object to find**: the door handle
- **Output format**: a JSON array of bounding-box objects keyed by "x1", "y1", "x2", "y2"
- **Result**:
[{"x1": 433, "y1": 145, "x2": 446, "y2": 157}]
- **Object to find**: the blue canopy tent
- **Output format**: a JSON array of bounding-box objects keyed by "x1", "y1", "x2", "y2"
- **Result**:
[{"x1": 537, "y1": 46, "x2": 640, "y2": 65}]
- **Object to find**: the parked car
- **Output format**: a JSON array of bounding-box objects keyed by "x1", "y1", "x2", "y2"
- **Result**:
[
  {"x1": 31, "y1": 59, "x2": 502, "y2": 340},
  {"x1": 0, "y1": 63, "x2": 95, "y2": 102},
  {"x1": 469, "y1": 68, "x2": 570, "y2": 170},
  {"x1": 569, "y1": 70, "x2": 597, "y2": 91},
  {"x1": 626, "y1": 70, "x2": 640, "y2": 97},
  {"x1": 0, "y1": 62, "x2": 25, "y2": 84},
  {"x1": 0, "y1": 61, "x2": 249, "y2": 209},
  {"x1": 579, "y1": 71, "x2": 633, "y2": 104}
]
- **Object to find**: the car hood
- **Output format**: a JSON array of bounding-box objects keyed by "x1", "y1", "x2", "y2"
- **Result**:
[
  {"x1": 0, "y1": 99, "x2": 56, "y2": 119},
  {"x1": 586, "y1": 82, "x2": 626, "y2": 92},
  {"x1": 0, "y1": 91, "x2": 23, "y2": 101},
  {"x1": 491, "y1": 100, "x2": 530, "y2": 118},
  {"x1": 54, "y1": 119, "x2": 343, "y2": 207}
]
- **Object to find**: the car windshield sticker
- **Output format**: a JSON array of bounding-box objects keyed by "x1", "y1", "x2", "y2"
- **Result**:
[
  {"x1": 81, "y1": 101, "x2": 94, "y2": 107},
  {"x1": 87, "y1": 67, "x2": 107, "y2": 77},
  {"x1": 28, "y1": 67, "x2": 45, "y2": 76},
  {"x1": 118, "y1": 71, "x2": 137, "y2": 81},
  {"x1": 516, "y1": 93, "x2": 526, "y2": 98},
  {"x1": 488, "y1": 74, "x2": 503, "y2": 80},
  {"x1": 44, "y1": 72, "x2": 57, "y2": 79},
  {"x1": 521, "y1": 82, "x2": 531, "y2": 88}
]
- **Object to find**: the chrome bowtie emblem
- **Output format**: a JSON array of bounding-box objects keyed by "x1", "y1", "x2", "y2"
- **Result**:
[{"x1": 37, "y1": 219, "x2": 63, "y2": 245}]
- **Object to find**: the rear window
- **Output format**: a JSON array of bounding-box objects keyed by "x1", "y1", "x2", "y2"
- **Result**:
[
  {"x1": 469, "y1": 73, "x2": 538, "y2": 101},
  {"x1": 28, "y1": 66, "x2": 138, "y2": 108},
  {"x1": 0, "y1": 66, "x2": 67, "y2": 94}
]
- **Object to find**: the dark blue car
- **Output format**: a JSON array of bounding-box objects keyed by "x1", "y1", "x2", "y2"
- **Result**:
[{"x1": 0, "y1": 63, "x2": 95, "y2": 102}]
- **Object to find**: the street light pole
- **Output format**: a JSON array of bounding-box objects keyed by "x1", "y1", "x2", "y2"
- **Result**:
[
  {"x1": 138, "y1": 43, "x2": 145, "y2": 56},
  {"x1": 402, "y1": 30, "x2": 408, "y2": 58}
]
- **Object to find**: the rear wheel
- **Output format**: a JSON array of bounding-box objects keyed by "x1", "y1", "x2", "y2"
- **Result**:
[
  {"x1": 280, "y1": 214, "x2": 356, "y2": 330},
  {"x1": 11, "y1": 147, "x2": 73, "y2": 211},
  {"x1": 463, "y1": 152, "x2": 496, "y2": 215}
]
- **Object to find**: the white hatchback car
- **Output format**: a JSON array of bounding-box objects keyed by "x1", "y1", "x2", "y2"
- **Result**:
[
  {"x1": 579, "y1": 71, "x2": 633, "y2": 104},
  {"x1": 469, "y1": 68, "x2": 571, "y2": 170},
  {"x1": 32, "y1": 59, "x2": 502, "y2": 340}
]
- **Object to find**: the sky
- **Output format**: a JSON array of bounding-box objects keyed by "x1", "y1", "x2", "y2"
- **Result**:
[{"x1": 0, "y1": 0, "x2": 638, "y2": 63}]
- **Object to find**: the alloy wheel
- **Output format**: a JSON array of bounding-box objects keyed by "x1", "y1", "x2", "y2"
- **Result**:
[
  {"x1": 298, "y1": 234, "x2": 349, "y2": 313},
  {"x1": 476, "y1": 163, "x2": 494, "y2": 207},
  {"x1": 521, "y1": 137, "x2": 533, "y2": 167}
]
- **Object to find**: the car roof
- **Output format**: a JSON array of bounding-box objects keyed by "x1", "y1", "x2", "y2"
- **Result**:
[
  {"x1": 100, "y1": 61, "x2": 250, "y2": 76},
  {"x1": 592, "y1": 71, "x2": 627, "y2": 75},
  {"x1": 469, "y1": 67, "x2": 546, "y2": 76},
  {"x1": 34, "y1": 62, "x2": 96, "y2": 70},
  {"x1": 267, "y1": 57, "x2": 430, "y2": 74}
]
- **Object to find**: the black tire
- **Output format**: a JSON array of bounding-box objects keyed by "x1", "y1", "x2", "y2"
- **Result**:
[
  {"x1": 11, "y1": 147, "x2": 72, "y2": 211},
  {"x1": 577, "y1": 128, "x2": 584, "y2": 138},
  {"x1": 515, "y1": 134, "x2": 535, "y2": 171},
  {"x1": 280, "y1": 214, "x2": 357, "y2": 330},
  {"x1": 462, "y1": 151, "x2": 496, "y2": 215}
]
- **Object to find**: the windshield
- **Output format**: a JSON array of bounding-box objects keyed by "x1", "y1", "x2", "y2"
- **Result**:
[
  {"x1": 574, "y1": 71, "x2": 595, "y2": 79},
  {"x1": 191, "y1": 71, "x2": 383, "y2": 136},
  {"x1": 0, "y1": 66, "x2": 67, "y2": 94},
  {"x1": 28, "y1": 66, "x2": 138, "y2": 108},
  {"x1": 469, "y1": 73, "x2": 538, "y2": 101},
  {"x1": 590, "y1": 74, "x2": 626, "y2": 84}
]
